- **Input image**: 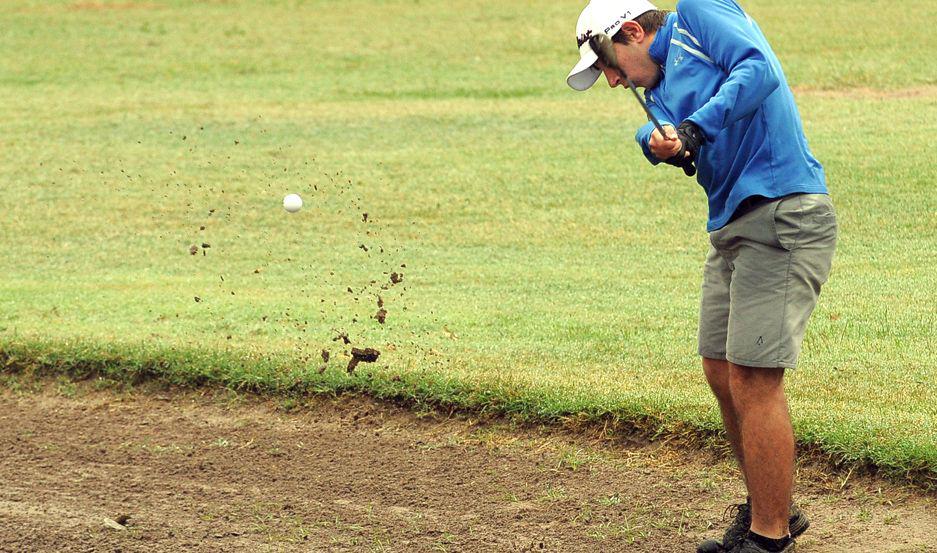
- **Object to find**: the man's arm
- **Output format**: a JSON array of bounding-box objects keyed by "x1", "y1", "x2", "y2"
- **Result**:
[{"x1": 677, "y1": 0, "x2": 780, "y2": 140}]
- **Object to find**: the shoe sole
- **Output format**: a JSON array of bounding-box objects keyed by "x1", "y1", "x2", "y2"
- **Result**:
[
  {"x1": 696, "y1": 513, "x2": 809, "y2": 553},
  {"x1": 789, "y1": 512, "x2": 810, "y2": 539}
]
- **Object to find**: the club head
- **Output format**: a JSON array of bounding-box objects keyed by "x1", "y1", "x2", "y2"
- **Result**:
[{"x1": 588, "y1": 32, "x2": 621, "y2": 72}]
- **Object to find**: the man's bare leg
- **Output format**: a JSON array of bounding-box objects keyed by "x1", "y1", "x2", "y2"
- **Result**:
[
  {"x1": 702, "y1": 357, "x2": 746, "y2": 484},
  {"x1": 729, "y1": 362, "x2": 794, "y2": 539}
]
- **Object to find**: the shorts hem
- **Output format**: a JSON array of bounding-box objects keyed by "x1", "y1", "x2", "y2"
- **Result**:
[
  {"x1": 698, "y1": 350, "x2": 727, "y2": 361},
  {"x1": 726, "y1": 354, "x2": 797, "y2": 369}
]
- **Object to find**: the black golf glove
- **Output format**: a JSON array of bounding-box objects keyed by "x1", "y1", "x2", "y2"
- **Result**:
[{"x1": 664, "y1": 120, "x2": 704, "y2": 177}]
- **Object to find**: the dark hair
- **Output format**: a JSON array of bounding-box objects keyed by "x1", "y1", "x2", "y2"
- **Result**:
[{"x1": 612, "y1": 10, "x2": 670, "y2": 44}]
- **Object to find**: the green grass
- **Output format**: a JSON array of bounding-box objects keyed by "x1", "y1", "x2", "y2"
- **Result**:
[{"x1": 1, "y1": 0, "x2": 935, "y2": 481}]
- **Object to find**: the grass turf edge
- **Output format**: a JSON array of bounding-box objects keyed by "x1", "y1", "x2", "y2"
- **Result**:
[{"x1": 1, "y1": 337, "x2": 934, "y2": 491}]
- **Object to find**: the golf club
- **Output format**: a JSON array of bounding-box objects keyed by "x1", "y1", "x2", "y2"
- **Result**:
[
  {"x1": 589, "y1": 32, "x2": 696, "y2": 176},
  {"x1": 589, "y1": 32, "x2": 669, "y2": 138}
]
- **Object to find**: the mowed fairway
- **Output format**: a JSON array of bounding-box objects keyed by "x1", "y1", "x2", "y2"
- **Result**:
[{"x1": 1, "y1": 0, "x2": 935, "y2": 488}]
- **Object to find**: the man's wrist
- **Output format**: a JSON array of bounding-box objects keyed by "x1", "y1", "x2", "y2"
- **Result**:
[{"x1": 676, "y1": 120, "x2": 703, "y2": 154}]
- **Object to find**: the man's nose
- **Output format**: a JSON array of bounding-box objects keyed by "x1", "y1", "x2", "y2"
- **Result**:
[{"x1": 604, "y1": 68, "x2": 620, "y2": 88}]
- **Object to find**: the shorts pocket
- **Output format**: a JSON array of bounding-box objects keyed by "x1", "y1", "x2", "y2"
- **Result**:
[
  {"x1": 773, "y1": 194, "x2": 836, "y2": 251},
  {"x1": 772, "y1": 196, "x2": 802, "y2": 251}
]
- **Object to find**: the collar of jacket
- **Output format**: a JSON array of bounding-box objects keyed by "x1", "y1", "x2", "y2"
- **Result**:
[{"x1": 648, "y1": 12, "x2": 678, "y2": 67}]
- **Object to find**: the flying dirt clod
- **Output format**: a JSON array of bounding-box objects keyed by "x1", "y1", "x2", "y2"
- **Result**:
[{"x1": 347, "y1": 347, "x2": 380, "y2": 374}]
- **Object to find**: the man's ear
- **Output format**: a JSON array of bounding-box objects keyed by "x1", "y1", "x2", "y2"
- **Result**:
[{"x1": 619, "y1": 21, "x2": 645, "y2": 43}]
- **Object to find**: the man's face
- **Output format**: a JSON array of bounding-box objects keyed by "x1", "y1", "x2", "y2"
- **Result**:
[{"x1": 595, "y1": 22, "x2": 661, "y2": 89}]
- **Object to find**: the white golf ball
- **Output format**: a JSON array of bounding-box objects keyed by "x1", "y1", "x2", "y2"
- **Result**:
[{"x1": 283, "y1": 193, "x2": 303, "y2": 213}]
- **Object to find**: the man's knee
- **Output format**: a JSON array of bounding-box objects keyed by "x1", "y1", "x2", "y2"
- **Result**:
[
  {"x1": 702, "y1": 357, "x2": 732, "y2": 402},
  {"x1": 728, "y1": 363, "x2": 786, "y2": 408}
]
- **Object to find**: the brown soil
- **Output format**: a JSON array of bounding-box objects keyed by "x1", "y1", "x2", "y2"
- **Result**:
[{"x1": 1, "y1": 382, "x2": 934, "y2": 553}]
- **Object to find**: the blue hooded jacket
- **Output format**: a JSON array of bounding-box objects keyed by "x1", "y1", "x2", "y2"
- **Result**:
[{"x1": 635, "y1": 0, "x2": 827, "y2": 231}]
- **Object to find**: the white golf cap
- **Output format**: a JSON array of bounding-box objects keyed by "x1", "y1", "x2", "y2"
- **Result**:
[{"x1": 566, "y1": 0, "x2": 659, "y2": 91}]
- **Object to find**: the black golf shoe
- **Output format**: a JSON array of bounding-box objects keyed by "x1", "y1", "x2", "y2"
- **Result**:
[
  {"x1": 696, "y1": 499, "x2": 808, "y2": 553},
  {"x1": 726, "y1": 537, "x2": 796, "y2": 553}
]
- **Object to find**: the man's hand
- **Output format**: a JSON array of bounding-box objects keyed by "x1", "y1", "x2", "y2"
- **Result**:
[
  {"x1": 657, "y1": 121, "x2": 704, "y2": 177},
  {"x1": 649, "y1": 125, "x2": 682, "y2": 160},
  {"x1": 649, "y1": 121, "x2": 703, "y2": 176}
]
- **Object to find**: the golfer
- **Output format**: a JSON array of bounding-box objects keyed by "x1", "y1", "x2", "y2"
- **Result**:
[{"x1": 567, "y1": 0, "x2": 837, "y2": 551}]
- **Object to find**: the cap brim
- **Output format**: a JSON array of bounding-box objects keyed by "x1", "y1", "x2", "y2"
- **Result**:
[{"x1": 567, "y1": 49, "x2": 600, "y2": 91}]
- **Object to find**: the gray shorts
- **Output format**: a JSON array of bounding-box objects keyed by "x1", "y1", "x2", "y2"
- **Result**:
[{"x1": 698, "y1": 193, "x2": 837, "y2": 368}]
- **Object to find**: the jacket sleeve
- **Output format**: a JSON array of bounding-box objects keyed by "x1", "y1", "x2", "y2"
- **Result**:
[
  {"x1": 677, "y1": 0, "x2": 780, "y2": 140},
  {"x1": 635, "y1": 96, "x2": 676, "y2": 165}
]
